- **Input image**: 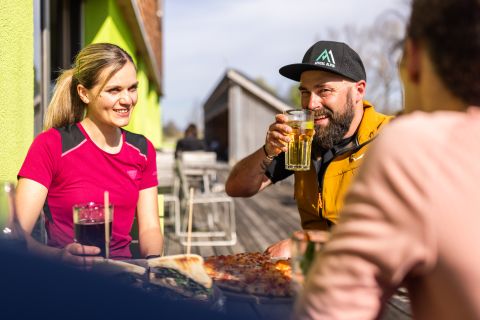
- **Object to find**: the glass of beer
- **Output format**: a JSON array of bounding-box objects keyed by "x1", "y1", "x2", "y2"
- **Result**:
[
  {"x1": 290, "y1": 230, "x2": 330, "y2": 293},
  {"x1": 284, "y1": 109, "x2": 314, "y2": 171},
  {"x1": 73, "y1": 202, "x2": 113, "y2": 258}
]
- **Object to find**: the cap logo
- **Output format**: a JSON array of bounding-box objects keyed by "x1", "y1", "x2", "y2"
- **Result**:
[{"x1": 315, "y1": 49, "x2": 336, "y2": 68}]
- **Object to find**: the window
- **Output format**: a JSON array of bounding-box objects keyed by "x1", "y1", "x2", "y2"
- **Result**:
[{"x1": 33, "y1": 0, "x2": 83, "y2": 135}]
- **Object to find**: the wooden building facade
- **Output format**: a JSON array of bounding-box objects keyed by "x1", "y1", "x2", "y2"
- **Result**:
[{"x1": 203, "y1": 69, "x2": 292, "y2": 165}]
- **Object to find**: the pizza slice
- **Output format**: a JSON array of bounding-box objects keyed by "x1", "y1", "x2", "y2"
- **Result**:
[
  {"x1": 147, "y1": 254, "x2": 213, "y2": 300},
  {"x1": 204, "y1": 252, "x2": 294, "y2": 298}
]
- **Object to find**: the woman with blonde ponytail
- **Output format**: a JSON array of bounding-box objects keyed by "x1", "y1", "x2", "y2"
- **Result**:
[{"x1": 15, "y1": 43, "x2": 163, "y2": 264}]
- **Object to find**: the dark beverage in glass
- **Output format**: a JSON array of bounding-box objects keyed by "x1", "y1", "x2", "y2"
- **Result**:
[
  {"x1": 73, "y1": 202, "x2": 113, "y2": 258},
  {"x1": 74, "y1": 219, "x2": 113, "y2": 257}
]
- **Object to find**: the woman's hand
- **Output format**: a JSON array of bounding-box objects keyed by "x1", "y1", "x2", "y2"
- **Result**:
[{"x1": 59, "y1": 242, "x2": 102, "y2": 267}]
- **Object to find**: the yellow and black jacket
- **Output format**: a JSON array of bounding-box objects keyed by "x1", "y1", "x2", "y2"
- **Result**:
[{"x1": 267, "y1": 101, "x2": 392, "y2": 230}]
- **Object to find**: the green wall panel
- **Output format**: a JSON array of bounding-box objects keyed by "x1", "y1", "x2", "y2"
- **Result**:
[{"x1": 0, "y1": 1, "x2": 33, "y2": 181}]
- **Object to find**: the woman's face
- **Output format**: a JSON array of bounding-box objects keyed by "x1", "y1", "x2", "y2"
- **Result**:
[{"x1": 84, "y1": 61, "x2": 138, "y2": 128}]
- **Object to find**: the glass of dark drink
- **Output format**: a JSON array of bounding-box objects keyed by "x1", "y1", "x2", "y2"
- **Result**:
[{"x1": 73, "y1": 202, "x2": 113, "y2": 258}]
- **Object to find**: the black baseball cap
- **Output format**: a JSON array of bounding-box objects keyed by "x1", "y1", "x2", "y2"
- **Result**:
[{"x1": 279, "y1": 41, "x2": 366, "y2": 82}]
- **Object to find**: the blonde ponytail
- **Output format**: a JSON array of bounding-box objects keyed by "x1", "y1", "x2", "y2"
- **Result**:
[{"x1": 44, "y1": 69, "x2": 85, "y2": 130}]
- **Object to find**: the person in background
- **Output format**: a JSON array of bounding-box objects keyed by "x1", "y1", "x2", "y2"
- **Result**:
[
  {"x1": 174, "y1": 123, "x2": 207, "y2": 159},
  {"x1": 225, "y1": 40, "x2": 392, "y2": 257},
  {"x1": 295, "y1": 0, "x2": 480, "y2": 319},
  {"x1": 15, "y1": 43, "x2": 163, "y2": 265}
]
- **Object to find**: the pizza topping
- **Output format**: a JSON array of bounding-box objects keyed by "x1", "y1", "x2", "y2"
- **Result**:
[{"x1": 204, "y1": 252, "x2": 293, "y2": 298}]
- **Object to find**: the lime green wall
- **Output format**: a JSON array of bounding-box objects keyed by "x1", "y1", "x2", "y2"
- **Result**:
[
  {"x1": 148, "y1": 87, "x2": 162, "y2": 147},
  {"x1": 124, "y1": 61, "x2": 161, "y2": 147},
  {"x1": 84, "y1": 0, "x2": 162, "y2": 148},
  {"x1": 0, "y1": 1, "x2": 33, "y2": 181}
]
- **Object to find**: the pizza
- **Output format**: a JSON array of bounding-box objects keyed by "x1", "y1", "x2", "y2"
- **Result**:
[
  {"x1": 203, "y1": 252, "x2": 292, "y2": 298},
  {"x1": 147, "y1": 254, "x2": 213, "y2": 300}
]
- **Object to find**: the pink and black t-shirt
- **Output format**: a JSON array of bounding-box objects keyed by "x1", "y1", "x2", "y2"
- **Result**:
[{"x1": 18, "y1": 123, "x2": 158, "y2": 259}]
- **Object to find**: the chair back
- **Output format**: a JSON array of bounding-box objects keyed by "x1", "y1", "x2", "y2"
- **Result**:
[
  {"x1": 180, "y1": 151, "x2": 216, "y2": 168},
  {"x1": 156, "y1": 151, "x2": 179, "y2": 195}
]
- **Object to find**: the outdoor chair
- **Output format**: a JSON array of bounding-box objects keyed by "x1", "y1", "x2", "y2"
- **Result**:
[
  {"x1": 179, "y1": 151, "x2": 218, "y2": 193},
  {"x1": 156, "y1": 151, "x2": 180, "y2": 226},
  {"x1": 174, "y1": 160, "x2": 236, "y2": 246}
]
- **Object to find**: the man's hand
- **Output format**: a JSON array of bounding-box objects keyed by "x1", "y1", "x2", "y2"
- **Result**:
[
  {"x1": 264, "y1": 114, "x2": 292, "y2": 157},
  {"x1": 264, "y1": 238, "x2": 292, "y2": 258}
]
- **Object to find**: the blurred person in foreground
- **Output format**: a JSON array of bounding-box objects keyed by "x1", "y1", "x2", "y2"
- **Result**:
[
  {"x1": 0, "y1": 239, "x2": 230, "y2": 320},
  {"x1": 294, "y1": 0, "x2": 480, "y2": 319},
  {"x1": 15, "y1": 43, "x2": 163, "y2": 265},
  {"x1": 225, "y1": 40, "x2": 392, "y2": 257},
  {"x1": 174, "y1": 123, "x2": 207, "y2": 159}
]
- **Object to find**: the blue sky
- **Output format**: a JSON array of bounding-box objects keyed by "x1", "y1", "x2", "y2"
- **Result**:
[{"x1": 161, "y1": 0, "x2": 410, "y2": 130}]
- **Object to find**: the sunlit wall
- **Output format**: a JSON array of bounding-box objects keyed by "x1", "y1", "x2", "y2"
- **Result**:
[{"x1": 0, "y1": 1, "x2": 34, "y2": 181}]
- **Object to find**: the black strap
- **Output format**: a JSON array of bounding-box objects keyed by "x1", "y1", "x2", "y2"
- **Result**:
[
  {"x1": 42, "y1": 201, "x2": 53, "y2": 223},
  {"x1": 124, "y1": 130, "x2": 148, "y2": 157},
  {"x1": 146, "y1": 254, "x2": 161, "y2": 260},
  {"x1": 56, "y1": 124, "x2": 86, "y2": 154}
]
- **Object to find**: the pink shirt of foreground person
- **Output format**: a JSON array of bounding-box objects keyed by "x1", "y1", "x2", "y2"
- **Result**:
[{"x1": 294, "y1": 108, "x2": 480, "y2": 319}]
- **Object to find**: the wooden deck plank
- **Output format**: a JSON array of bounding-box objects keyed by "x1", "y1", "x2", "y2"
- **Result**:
[{"x1": 239, "y1": 195, "x2": 298, "y2": 241}]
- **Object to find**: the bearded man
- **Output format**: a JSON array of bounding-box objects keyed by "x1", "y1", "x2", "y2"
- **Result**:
[{"x1": 225, "y1": 41, "x2": 392, "y2": 257}]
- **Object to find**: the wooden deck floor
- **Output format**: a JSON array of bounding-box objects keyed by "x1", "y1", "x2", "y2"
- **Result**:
[{"x1": 162, "y1": 171, "x2": 301, "y2": 257}]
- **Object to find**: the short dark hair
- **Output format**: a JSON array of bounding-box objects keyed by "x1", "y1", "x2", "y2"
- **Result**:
[
  {"x1": 185, "y1": 123, "x2": 198, "y2": 137},
  {"x1": 407, "y1": 0, "x2": 480, "y2": 105}
]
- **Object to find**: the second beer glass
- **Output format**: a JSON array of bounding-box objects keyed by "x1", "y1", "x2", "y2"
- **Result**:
[{"x1": 284, "y1": 109, "x2": 314, "y2": 171}]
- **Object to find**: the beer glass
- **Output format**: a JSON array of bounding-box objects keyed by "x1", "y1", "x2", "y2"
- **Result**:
[
  {"x1": 0, "y1": 182, "x2": 15, "y2": 233},
  {"x1": 290, "y1": 230, "x2": 330, "y2": 293},
  {"x1": 284, "y1": 109, "x2": 314, "y2": 171},
  {"x1": 73, "y1": 202, "x2": 113, "y2": 258},
  {"x1": 0, "y1": 181, "x2": 27, "y2": 250}
]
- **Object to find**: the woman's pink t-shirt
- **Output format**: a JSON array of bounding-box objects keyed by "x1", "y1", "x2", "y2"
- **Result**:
[{"x1": 18, "y1": 123, "x2": 158, "y2": 258}]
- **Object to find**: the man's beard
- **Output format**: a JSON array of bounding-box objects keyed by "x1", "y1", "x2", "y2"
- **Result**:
[{"x1": 312, "y1": 92, "x2": 355, "y2": 155}]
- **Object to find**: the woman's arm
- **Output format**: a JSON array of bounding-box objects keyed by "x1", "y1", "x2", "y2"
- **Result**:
[
  {"x1": 15, "y1": 178, "x2": 101, "y2": 265},
  {"x1": 136, "y1": 186, "x2": 164, "y2": 257},
  {"x1": 16, "y1": 178, "x2": 48, "y2": 234}
]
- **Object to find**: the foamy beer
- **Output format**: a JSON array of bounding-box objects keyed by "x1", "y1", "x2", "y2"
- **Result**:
[{"x1": 284, "y1": 109, "x2": 314, "y2": 171}]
